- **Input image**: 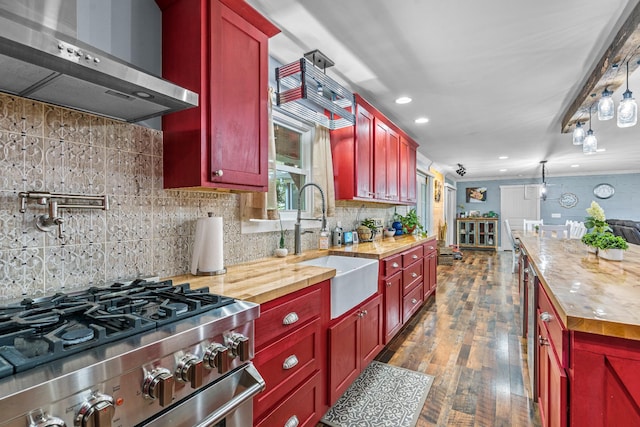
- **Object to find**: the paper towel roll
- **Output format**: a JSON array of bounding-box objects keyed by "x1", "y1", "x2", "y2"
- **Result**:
[{"x1": 191, "y1": 214, "x2": 225, "y2": 275}]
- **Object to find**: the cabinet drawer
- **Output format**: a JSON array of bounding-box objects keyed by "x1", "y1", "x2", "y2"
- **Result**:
[
  {"x1": 382, "y1": 254, "x2": 402, "y2": 277},
  {"x1": 402, "y1": 261, "x2": 423, "y2": 295},
  {"x1": 254, "y1": 319, "x2": 321, "y2": 417},
  {"x1": 402, "y1": 246, "x2": 423, "y2": 267},
  {"x1": 256, "y1": 286, "x2": 322, "y2": 349},
  {"x1": 538, "y1": 284, "x2": 567, "y2": 367},
  {"x1": 255, "y1": 370, "x2": 323, "y2": 427},
  {"x1": 403, "y1": 284, "x2": 423, "y2": 323},
  {"x1": 423, "y1": 240, "x2": 437, "y2": 255}
]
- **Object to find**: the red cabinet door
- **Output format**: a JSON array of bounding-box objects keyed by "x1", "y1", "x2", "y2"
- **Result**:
[
  {"x1": 423, "y1": 246, "x2": 437, "y2": 299},
  {"x1": 386, "y1": 128, "x2": 399, "y2": 202},
  {"x1": 537, "y1": 321, "x2": 567, "y2": 427},
  {"x1": 383, "y1": 271, "x2": 403, "y2": 344},
  {"x1": 210, "y1": 2, "x2": 269, "y2": 187},
  {"x1": 399, "y1": 136, "x2": 417, "y2": 203},
  {"x1": 328, "y1": 309, "x2": 360, "y2": 404},
  {"x1": 374, "y1": 119, "x2": 388, "y2": 200},
  {"x1": 360, "y1": 295, "x2": 383, "y2": 367},
  {"x1": 355, "y1": 104, "x2": 374, "y2": 199}
]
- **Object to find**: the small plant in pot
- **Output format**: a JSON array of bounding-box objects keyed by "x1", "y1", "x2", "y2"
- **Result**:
[
  {"x1": 357, "y1": 218, "x2": 377, "y2": 242},
  {"x1": 394, "y1": 208, "x2": 425, "y2": 235},
  {"x1": 581, "y1": 232, "x2": 599, "y2": 254},
  {"x1": 274, "y1": 215, "x2": 288, "y2": 257},
  {"x1": 595, "y1": 232, "x2": 628, "y2": 261}
]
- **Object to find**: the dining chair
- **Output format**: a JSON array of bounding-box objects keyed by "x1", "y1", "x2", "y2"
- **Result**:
[
  {"x1": 504, "y1": 219, "x2": 519, "y2": 273},
  {"x1": 569, "y1": 222, "x2": 587, "y2": 239},
  {"x1": 540, "y1": 224, "x2": 570, "y2": 239},
  {"x1": 523, "y1": 219, "x2": 544, "y2": 232}
]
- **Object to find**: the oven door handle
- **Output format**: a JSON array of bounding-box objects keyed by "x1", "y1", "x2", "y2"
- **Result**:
[{"x1": 194, "y1": 363, "x2": 265, "y2": 427}]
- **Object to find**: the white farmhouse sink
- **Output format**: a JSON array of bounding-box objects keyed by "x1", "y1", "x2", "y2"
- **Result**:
[{"x1": 298, "y1": 255, "x2": 378, "y2": 319}]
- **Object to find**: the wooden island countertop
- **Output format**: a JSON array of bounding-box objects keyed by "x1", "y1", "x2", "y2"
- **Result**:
[
  {"x1": 166, "y1": 234, "x2": 436, "y2": 304},
  {"x1": 518, "y1": 233, "x2": 640, "y2": 340}
]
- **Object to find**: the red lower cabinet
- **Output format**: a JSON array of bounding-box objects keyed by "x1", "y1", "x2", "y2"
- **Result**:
[
  {"x1": 255, "y1": 371, "x2": 323, "y2": 427},
  {"x1": 570, "y1": 331, "x2": 640, "y2": 427},
  {"x1": 253, "y1": 281, "x2": 329, "y2": 427},
  {"x1": 328, "y1": 294, "x2": 383, "y2": 405},
  {"x1": 537, "y1": 320, "x2": 567, "y2": 427}
]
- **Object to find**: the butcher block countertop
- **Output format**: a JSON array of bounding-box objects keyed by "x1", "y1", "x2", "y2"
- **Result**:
[
  {"x1": 518, "y1": 233, "x2": 640, "y2": 341},
  {"x1": 166, "y1": 234, "x2": 436, "y2": 304}
]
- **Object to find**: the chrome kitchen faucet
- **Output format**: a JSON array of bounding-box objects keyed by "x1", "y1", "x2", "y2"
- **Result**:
[{"x1": 294, "y1": 183, "x2": 326, "y2": 255}]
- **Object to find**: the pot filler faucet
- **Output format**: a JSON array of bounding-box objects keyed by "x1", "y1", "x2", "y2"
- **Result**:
[
  {"x1": 18, "y1": 191, "x2": 109, "y2": 239},
  {"x1": 294, "y1": 182, "x2": 326, "y2": 255}
]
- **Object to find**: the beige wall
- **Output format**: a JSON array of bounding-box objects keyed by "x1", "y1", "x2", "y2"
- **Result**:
[{"x1": 0, "y1": 93, "x2": 395, "y2": 300}]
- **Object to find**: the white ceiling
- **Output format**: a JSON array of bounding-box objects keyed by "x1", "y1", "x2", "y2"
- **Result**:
[{"x1": 247, "y1": 0, "x2": 640, "y2": 182}]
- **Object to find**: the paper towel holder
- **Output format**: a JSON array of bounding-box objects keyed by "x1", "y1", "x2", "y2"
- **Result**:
[{"x1": 192, "y1": 212, "x2": 227, "y2": 276}]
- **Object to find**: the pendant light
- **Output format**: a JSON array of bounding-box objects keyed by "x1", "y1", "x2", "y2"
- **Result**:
[
  {"x1": 583, "y1": 106, "x2": 597, "y2": 155},
  {"x1": 572, "y1": 121, "x2": 585, "y2": 145},
  {"x1": 617, "y1": 61, "x2": 637, "y2": 128},
  {"x1": 597, "y1": 87, "x2": 614, "y2": 120}
]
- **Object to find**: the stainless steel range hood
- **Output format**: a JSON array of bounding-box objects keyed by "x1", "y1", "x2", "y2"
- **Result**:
[{"x1": 0, "y1": 9, "x2": 198, "y2": 123}]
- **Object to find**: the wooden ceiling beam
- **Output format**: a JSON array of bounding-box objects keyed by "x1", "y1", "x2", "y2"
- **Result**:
[{"x1": 561, "y1": 2, "x2": 640, "y2": 133}]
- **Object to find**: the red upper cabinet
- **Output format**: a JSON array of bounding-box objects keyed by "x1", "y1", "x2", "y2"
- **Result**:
[
  {"x1": 330, "y1": 93, "x2": 415, "y2": 204},
  {"x1": 157, "y1": 0, "x2": 279, "y2": 191},
  {"x1": 399, "y1": 135, "x2": 418, "y2": 203}
]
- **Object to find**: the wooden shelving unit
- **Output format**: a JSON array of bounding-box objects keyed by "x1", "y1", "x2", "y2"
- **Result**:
[{"x1": 456, "y1": 218, "x2": 498, "y2": 251}]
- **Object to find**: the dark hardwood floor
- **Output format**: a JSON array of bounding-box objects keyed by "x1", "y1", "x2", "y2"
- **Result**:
[{"x1": 376, "y1": 250, "x2": 541, "y2": 426}]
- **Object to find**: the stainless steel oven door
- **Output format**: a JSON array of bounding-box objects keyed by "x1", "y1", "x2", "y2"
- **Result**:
[{"x1": 140, "y1": 363, "x2": 265, "y2": 427}]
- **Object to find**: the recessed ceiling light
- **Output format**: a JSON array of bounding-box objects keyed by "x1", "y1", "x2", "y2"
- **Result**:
[
  {"x1": 596, "y1": 148, "x2": 606, "y2": 152},
  {"x1": 498, "y1": 156, "x2": 508, "y2": 160},
  {"x1": 571, "y1": 164, "x2": 580, "y2": 168},
  {"x1": 499, "y1": 169, "x2": 507, "y2": 172},
  {"x1": 414, "y1": 117, "x2": 429, "y2": 124},
  {"x1": 395, "y1": 96, "x2": 412, "y2": 104}
]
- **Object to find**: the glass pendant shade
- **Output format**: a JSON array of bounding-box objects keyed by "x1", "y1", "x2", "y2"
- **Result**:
[
  {"x1": 583, "y1": 129, "x2": 597, "y2": 154},
  {"x1": 617, "y1": 90, "x2": 637, "y2": 128},
  {"x1": 572, "y1": 122, "x2": 585, "y2": 145},
  {"x1": 597, "y1": 89, "x2": 614, "y2": 120}
]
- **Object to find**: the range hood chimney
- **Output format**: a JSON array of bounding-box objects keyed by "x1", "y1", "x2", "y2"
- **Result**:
[{"x1": 0, "y1": 2, "x2": 198, "y2": 123}]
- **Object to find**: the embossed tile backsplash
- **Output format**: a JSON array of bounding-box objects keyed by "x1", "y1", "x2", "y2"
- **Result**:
[{"x1": 0, "y1": 93, "x2": 394, "y2": 300}]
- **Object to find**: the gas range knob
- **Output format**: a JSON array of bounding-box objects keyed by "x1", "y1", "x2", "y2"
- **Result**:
[
  {"x1": 74, "y1": 392, "x2": 114, "y2": 427},
  {"x1": 227, "y1": 332, "x2": 250, "y2": 361},
  {"x1": 143, "y1": 368, "x2": 174, "y2": 407},
  {"x1": 204, "y1": 343, "x2": 230, "y2": 373},
  {"x1": 27, "y1": 409, "x2": 66, "y2": 427},
  {"x1": 176, "y1": 353, "x2": 204, "y2": 388}
]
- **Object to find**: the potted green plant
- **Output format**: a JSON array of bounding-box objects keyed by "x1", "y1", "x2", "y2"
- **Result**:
[
  {"x1": 275, "y1": 215, "x2": 288, "y2": 257},
  {"x1": 595, "y1": 232, "x2": 628, "y2": 261},
  {"x1": 395, "y1": 208, "x2": 425, "y2": 235},
  {"x1": 581, "y1": 232, "x2": 599, "y2": 254},
  {"x1": 357, "y1": 218, "x2": 377, "y2": 242}
]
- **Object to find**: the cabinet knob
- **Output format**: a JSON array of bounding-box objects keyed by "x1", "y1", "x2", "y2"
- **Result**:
[
  {"x1": 411, "y1": 298, "x2": 418, "y2": 304},
  {"x1": 412, "y1": 254, "x2": 418, "y2": 259},
  {"x1": 538, "y1": 335, "x2": 549, "y2": 346},
  {"x1": 392, "y1": 262, "x2": 399, "y2": 268},
  {"x1": 386, "y1": 281, "x2": 392, "y2": 287},
  {"x1": 539, "y1": 312, "x2": 553, "y2": 323},
  {"x1": 212, "y1": 169, "x2": 224, "y2": 177},
  {"x1": 411, "y1": 272, "x2": 418, "y2": 278}
]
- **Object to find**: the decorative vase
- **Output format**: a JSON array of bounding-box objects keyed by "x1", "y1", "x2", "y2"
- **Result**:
[
  {"x1": 598, "y1": 248, "x2": 624, "y2": 261},
  {"x1": 357, "y1": 226, "x2": 374, "y2": 242},
  {"x1": 392, "y1": 221, "x2": 403, "y2": 236},
  {"x1": 274, "y1": 247, "x2": 288, "y2": 257},
  {"x1": 405, "y1": 225, "x2": 416, "y2": 235}
]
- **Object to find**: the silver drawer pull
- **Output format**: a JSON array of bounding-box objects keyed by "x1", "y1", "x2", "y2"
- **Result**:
[
  {"x1": 411, "y1": 298, "x2": 418, "y2": 304},
  {"x1": 283, "y1": 355, "x2": 299, "y2": 370},
  {"x1": 282, "y1": 312, "x2": 299, "y2": 325},
  {"x1": 539, "y1": 312, "x2": 553, "y2": 323},
  {"x1": 284, "y1": 415, "x2": 299, "y2": 427},
  {"x1": 428, "y1": 246, "x2": 434, "y2": 250},
  {"x1": 412, "y1": 254, "x2": 418, "y2": 259},
  {"x1": 411, "y1": 272, "x2": 418, "y2": 278},
  {"x1": 392, "y1": 262, "x2": 399, "y2": 268}
]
